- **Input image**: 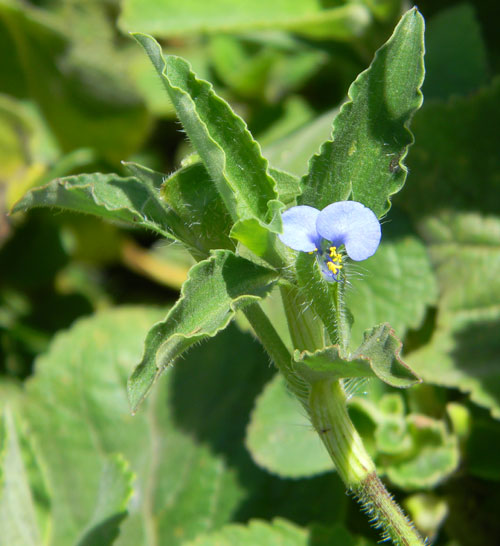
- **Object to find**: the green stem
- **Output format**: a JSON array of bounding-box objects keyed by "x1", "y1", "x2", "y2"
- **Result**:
[
  {"x1": 243, "y1": 303, "x2": 307, "y2": 402},
  {"x1": 280, "y1": 284, "x2": 324, "y2": 352},
  {"x1": 280, "y1": 274, "x2": 426, "y2": 546},
  {"x1": 308, "y1": 379, "x2": 425, "y2": 546}
]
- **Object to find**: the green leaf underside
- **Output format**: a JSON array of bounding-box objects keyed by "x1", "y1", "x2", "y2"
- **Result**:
[
  {"x1": 299, "y1": 8, "x2": 425, "y2": 217},
  {"x1": 133, "y1": 33, "x2": 280, "y2": 228},
  {"x1": 11, "y1": 173, "x2": 176, "y2": 239},
  {"x1": 128, "y1": 250, "x2": 278, "y2": 412},
  {"x1": 20, "y1": 307, "x2": 242, "y2": 546},
  {"x1": 295, "y1": 324, "x2": 420, "y2": 388},
  {"x1": 246, "y1": 374, "x2": 333, "y2": 478},
  {"x1": 0, "y1": 410, "x2": 41, "y2": 546},
  {"x1": 408, "y1": 212, "x2": 500, "y2": 419},
  {"x1": 120, "y1": 1, "x2": 371, "y2": 40},
  {"x1": 345, "y1": 236, "x2": 438, "y2": 348}
]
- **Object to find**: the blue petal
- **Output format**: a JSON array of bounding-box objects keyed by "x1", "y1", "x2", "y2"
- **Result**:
[
  {"x1": 279, "y1": 205, "x2": 321, "y2": 252},
  {"x1": 316, "y1": 201, "x2": 381, "y2": 261}
]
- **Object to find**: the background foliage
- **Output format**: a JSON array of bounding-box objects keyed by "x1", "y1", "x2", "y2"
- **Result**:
[{"x1": 1, "y1": 1, "x2": 499, "y2": 545}]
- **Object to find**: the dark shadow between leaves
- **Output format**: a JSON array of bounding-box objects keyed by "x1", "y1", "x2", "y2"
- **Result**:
[
  {"x1": 169, "y1": 324, "x2": 349, "y2": 526},
  {"x1": 76, "y1": 511, "x2": 128, "y2": 546},
  {"x1": 450, "y1": 318, "x2": 500, "y2": 409}
]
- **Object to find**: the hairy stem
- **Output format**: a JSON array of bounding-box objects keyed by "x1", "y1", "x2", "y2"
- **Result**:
[
  {"x1": 243, "y1": 303, "x2": 307, "y2": 402},
  {"x1": 281, "y1": 278, "x2": 426, "y2": 545},
  {"x1": 308, "y1": 379, "x2": 425, "y2": 546}
]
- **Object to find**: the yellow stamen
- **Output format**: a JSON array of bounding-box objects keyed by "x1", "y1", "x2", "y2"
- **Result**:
[
  {"x1": 308, "y1": 247, "x2": 318, "y2": 255},
  {"x1": 327, "y1": 261, "x2": 343, "y2": 275},
  {"x1": 329, "y1": 246, "x2": 343, "y2": 263}
]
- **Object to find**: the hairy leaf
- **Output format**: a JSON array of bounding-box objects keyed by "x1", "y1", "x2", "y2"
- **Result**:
[
  {"x1": 133, "y1": 34, "x2": 280, "y2": 226},
  {"x1": 295, "y1": 324, "x2": 420, "y2": 389},
  {"x1": 11, "y1": 173, "x2": 177, "y2": 239},
  {"x1": 299, "y1": 8, "x2": 425, "y2": 216},
  {"x1": 128, "y1": 250, "x2": 278, "y2": 412}
]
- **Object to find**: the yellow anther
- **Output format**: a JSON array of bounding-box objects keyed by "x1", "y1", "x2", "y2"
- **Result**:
[
  {"x1": 327, "y1": 261, "x2": 343, "y2": 275},
  {"x1": 308, "y1": 247, "x2": 318, "y2": 255},
  {"x1": 329, "y1": 246, "x2": 343, "y2": 263}
]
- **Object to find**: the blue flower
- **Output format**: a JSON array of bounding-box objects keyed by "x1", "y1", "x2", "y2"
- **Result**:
[{"x1": 278, "y1": 201, "x2": 381, "y2": 281}]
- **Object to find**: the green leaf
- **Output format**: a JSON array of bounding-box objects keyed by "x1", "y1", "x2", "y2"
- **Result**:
[
  {"x1": 184, "y1": 518, "x2": 372, "y2": 546},
  {"x1": 124, "y1": 160, "x2": 234, "y2": 256},
  {"x1": 268, "y1": 167, "x2": 301, "y2": 206},
  {"x1": 168, "y1": 324, "x2": 350, "y2": 527},
  {"x1": 0, "y1": 409, "x2": 41, "y2": 546},
  {"x1": 11, "y1": 172, "x2": 181, "y2": 240},
  {"x1": 299, "y1": 8, "x2": 425, "y2": 216},
  {"x1": 0, "y1": 1, "x2": 150, "y2": 162},
  {"x1": 128, "y1": 250, "x2": 278, "y2": 412},
  {"x1": 263, "y1": 108, "x2": 337, "y2": 178},
  {"x1": 20, "y1": 307, "x2": 242, "y2": 545},
  {"x1": 408, "y1": 212, "x2": 500, "y2": 418},
  {"x1": 184, "y1": 518, "x2": 308, "y2": 546},
  {"x1": 133, "y1": 34, "x2": 280, "y2": 226},
  {"x1": 403, "y1": 78, "x2": 500, "y2": 218},
  {"x1": 404, "y1": 493, "x2": 448, "y2": 544},
  {"x1": 120, "y1": 1, "x2": 371, "y2": 40},
  {"x1": 423, "y1": 3, "x2": 489, "y2": 100},
  {"x1": 295, "y1": 324, "x2": 421, "y2": 389},
  {"x1": 245, "y1": 374, "x2": 333, "y2": 478},
  {"x1": 350, "y1": 394, "x2": 460, "y2": 490},
  {"x1": 345, "y1": 234, "x2": 438, "y2": 348},
  {"x1": 383, "y1": 415, "x2": 459, "y2": 490},
  {"x1": 295, "y1": 252, "x2": 340, "y2": 346},
  {"x1": 155, "y1": 161, "x2": 234, "y2": 254},
  {"x1": 74, "y1": 455, "x2": 133, "y2": 546}
]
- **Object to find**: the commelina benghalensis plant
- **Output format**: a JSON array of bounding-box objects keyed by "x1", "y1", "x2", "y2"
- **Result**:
[{"x1": 13, "y1": 8, "x2": 427, "y2": 545}]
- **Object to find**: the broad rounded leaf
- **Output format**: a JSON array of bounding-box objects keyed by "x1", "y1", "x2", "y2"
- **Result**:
[
  {"x1": 20, "y1": 307, "x2": 242, "y2": 546},
  {"x1": 246, "y1": 374, "x2": 333, "y2": 478}
]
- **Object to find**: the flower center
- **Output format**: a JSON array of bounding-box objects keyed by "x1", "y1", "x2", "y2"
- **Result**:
[
  {"x1": 326, "y1": 246, "x2": 343, "y2": 275},
  {"x1": 309, "y1": 243, "x2": 344, "y2": 281}
]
